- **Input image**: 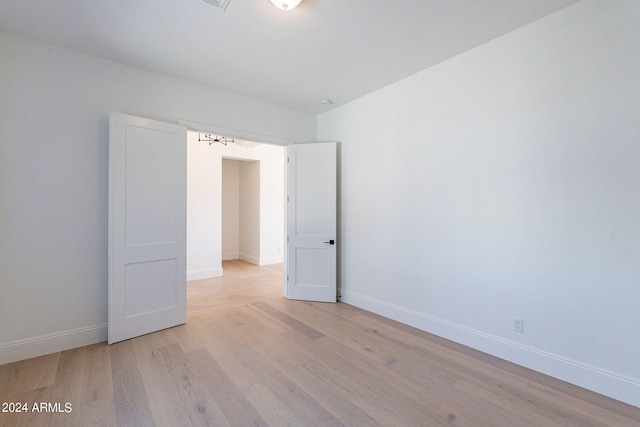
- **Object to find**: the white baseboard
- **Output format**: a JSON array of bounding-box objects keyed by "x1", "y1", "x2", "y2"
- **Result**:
[
  {"x1": 229, "y1": 254, "x2": 283, "y2": 266},
  {"x1": 341, "y1": 289, "x2": 640, "y2": 408},
  {"x1": 222, "y1": 252, "x2": 239, "y2": 261},
  {"x1": 239, "y1": 253, "x2": 259, "y2": 265},
  {"x1": 259, "y1": 256, "x2": 283, "y2": 266},
  {"x1": 187, "y1": 267, "x2": 223, "y2": 281},
  {"x1": 0, "y1": 324, "x2": 107, "y2": 365}
]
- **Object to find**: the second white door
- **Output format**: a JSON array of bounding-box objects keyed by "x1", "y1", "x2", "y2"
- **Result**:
[{"x1": 286, "y1": 142, "x2": 337, "y2": 302}]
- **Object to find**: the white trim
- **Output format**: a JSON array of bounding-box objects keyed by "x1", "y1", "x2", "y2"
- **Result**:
[
  {"x1": 219, "y1": 255, "x2": 282, "y2": 265},
  {"x1": 178, "y1": 119, "x2": 296, "y2": 146},
  {"x1": 341, "y1": 289, "x2": 640, "y2": 408},
  {"x1": 0, "y1": 324, "x2": 107, "y2": 365},
  {"x1": 222, "y1": 252, "x2": 240, "y2": 261},
  {"x1": 259, "y1": 256, "x2": 283, "y2": 266},
  {"x1": 239, "y1": 253, "x2": 260, "y2": 265},
  {"x1": 187, "y1": 267, "x2": 223, "y2": 281}
]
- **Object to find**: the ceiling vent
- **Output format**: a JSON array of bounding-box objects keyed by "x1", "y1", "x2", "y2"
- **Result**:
[{"x1": 203, "y1": 0, "x2": 231, "y2": 11}]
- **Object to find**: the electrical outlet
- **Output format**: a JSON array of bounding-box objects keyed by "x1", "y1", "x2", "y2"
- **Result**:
[{"x1": 513, "y1": 318, "x2": 524, "y2": 333}]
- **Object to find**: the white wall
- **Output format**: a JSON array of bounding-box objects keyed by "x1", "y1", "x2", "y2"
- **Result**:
[
  {"x1": 318, "y1": 0, "x2": 640, "y2": 407},
  {"x1": 187, "y1": 133, "x2": 224, "y2": 280},
  {"x1": 221, "y1": 158, "x2": 264, "y2": 264},
  {"x1": 0, "y1": 32, "x2": 314, "y2": 364},
  {"x1": 187, "y1": 134, "x2": 285, "y2": 280},
  {"x1": 255, "y1": 148, "x2": 287, "y2": 266},
  {"x1": 222, "y1": 159, "x2": 241, "y2": 260},
  {"x1": 238, "y1": 160, "x2": 261, "y2": 264}
]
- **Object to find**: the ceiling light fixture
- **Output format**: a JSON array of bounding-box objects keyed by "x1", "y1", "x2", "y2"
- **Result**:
[
  {"x1": 320, "y1": 99, "x2": 333, "y2": 106},
  {"x1": 198, "y1": 133, "x2": 234, "y2": 146},
  {"x1": 269, "y1": 0, "x2": 303, "y2": 11}
]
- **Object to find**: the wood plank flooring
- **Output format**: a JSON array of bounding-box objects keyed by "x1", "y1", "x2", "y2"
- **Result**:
[{"x1": 1, "y1": 259, "x2": 639, "y2": 426}]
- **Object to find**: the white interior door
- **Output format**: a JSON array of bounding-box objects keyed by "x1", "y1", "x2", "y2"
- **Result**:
[
  {"x1": 286, "y1": 142, "x2": 337, "y2": 302},
  {"x1": 108, "y1": 112, "x2": 187, "y2": 344}
]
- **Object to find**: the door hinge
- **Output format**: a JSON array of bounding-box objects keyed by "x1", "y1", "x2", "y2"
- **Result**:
[
  {"x1": 287, "y1": 236, "x2": 289, "y2": 242},
  {"x1": 287, "y1": 196, "x2": 289, "y2": 202},
  {"x1": 287, "y1": 275, "x2": 289, "y2": 281}
]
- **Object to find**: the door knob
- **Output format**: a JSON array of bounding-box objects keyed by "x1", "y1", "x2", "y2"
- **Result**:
[{"x1": 324, "y1": 240, "x2": 335, "y2": 245}]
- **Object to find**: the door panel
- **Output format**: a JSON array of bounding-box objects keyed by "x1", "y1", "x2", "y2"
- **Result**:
[
  {"x1": 124, "y1": 259, "x2": 177, "y2": 317},
  {"x1": 109, "y1": 112, "x2": 187, "y2": 344},
  {"x1": 124, "y1": 125, "x2": 179, "y2": 245},
  {"x1": 286, "y1": 142, "x2": 337, "y2": 302}
]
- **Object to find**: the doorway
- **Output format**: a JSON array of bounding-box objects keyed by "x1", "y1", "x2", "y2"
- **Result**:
[
  {"x1": 221, "y1": 158, "x2": 260, "y2": 264},
  {"x1": 186, "y1": 130, "x2": 285, "y2": 280},
  {"x1": 108, "y1": 114, "x2": 336, "y2": 344}
]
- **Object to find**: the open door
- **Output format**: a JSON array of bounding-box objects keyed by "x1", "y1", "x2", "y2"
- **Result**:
[
  {"x1": 108, "y1": 113, "x2": 187, "y2": 344},
  {"x1": 286, "y1": 142, "x2": 337, "y2": 302}
]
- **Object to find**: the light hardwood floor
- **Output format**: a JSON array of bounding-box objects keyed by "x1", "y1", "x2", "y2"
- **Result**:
[{"x1": 1, "y1": 260, "x2": 639, "y2": 426}]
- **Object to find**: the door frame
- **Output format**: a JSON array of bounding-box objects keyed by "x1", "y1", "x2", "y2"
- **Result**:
[
  {"x1": 180, "y1": 120, "x2": 338, "y2": 298},
  {"x1": 108, "y1": 116, "x2": 334, "y2": 343}
]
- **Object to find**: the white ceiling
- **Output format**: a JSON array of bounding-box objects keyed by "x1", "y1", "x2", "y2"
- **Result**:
[{"x1": 0, "y1": 0, "x2": 580, "y2": 114}]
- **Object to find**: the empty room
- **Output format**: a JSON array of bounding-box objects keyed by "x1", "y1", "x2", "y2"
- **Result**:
[{"x1": 1, "y1": 0, "x2": 639, "y2": 425}]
